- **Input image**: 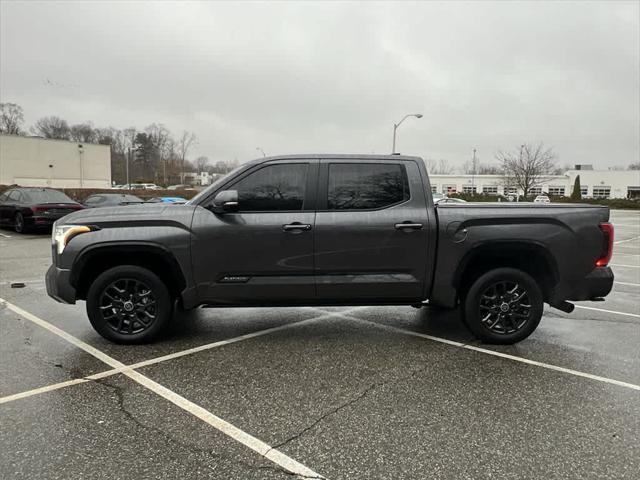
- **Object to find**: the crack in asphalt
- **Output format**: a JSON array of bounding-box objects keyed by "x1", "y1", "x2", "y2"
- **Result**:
[
  {"x1": 267, "y1": 362, "x2": 431, "y2": 458},
  {"x1": 89, "y1": 377, "x2": 297, "y2": 479}
]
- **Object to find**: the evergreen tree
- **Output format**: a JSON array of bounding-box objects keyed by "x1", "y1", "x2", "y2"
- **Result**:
[{"x1": 571, "y1": 175, "x2": 582, "y2": 200}]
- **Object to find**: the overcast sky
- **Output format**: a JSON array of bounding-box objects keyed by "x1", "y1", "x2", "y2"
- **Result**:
[{"x1": 1, "y1": 0, "x2": 639, "y2": 169}]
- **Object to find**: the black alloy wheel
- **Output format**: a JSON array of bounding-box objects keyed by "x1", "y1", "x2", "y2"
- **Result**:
[
  {"x1": 463, "y1": 267, "x2": 543, "y2": 344},
  {"x1": 14, "y1": 212, "x2": 25, "y2": 233},
  {"x1": 99, "y1": 278, "x2": 158, "y2": 335},
  {"x1": 478, "y1": 281, "x2": 532, "y2": 335},
  {"x1": 86, "y1": 265, "x2": 173, "y2": 344}
]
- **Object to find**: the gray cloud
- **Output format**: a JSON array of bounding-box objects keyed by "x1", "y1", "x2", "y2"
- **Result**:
[{"x1": 1, "y1": 0, "x2": 638, "y2": 168}]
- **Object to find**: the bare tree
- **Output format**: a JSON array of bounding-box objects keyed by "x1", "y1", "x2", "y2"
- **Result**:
[
  {"x1": 70, "y1": 122, "x2": 97, "y2": 143},
  {"x1": 496, "y1": 143, "x2": 557, "y2": 197},
  {"x1": 0, "y1": 102, "x2": 24, "y2": 134},
  {"x1": 424, "y1": 158, "x2": 454, "y2": 175},
  {"x1": 177, "y1": 131, "x2": 197, "y2": 183},
  {"x1": 145, "y1": 123, "x2": 172, "y2": 184},
  {"x1": 629, "y1": 162, "x2": 640, "y2": 171},
  {"x1": 477, "y1": 163, "x2": 503, "y2": 175},
  {"x1": 195, "y1": 156, "x2": 209, "y2": 173},
  {"x1": 31, "y1": 116, "x2": 71, "y2": 140}
]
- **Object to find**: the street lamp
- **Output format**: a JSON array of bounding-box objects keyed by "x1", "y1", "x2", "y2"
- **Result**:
[
  {"x1": 392, "y1": 113, "x2": 423, "y2": 154},
  {"x1": 256, "y1": 147, "x2": 266, "y2": 158}
]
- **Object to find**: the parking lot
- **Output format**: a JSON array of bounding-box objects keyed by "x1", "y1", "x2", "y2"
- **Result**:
[{"x1": 0, "y1": 210, "x2": 638, "y2": 479}]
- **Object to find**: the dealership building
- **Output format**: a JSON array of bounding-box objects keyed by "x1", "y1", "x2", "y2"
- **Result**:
[
  {"x1": 0, "y1": 134, "x2": 111, "y2": 188},
  {"x1": 430, "y1": 166, "x2": 640, "y2": 199}
]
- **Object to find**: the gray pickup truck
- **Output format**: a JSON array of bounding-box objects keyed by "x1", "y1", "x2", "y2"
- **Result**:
[{"x1": 46, "y1": 154, "x2": 614, "y2": 344}]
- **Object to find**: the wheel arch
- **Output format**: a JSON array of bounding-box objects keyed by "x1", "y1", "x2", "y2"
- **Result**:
[
  {"x1": 71, "y1": 242, "x2": 187, "y2": 301},
  {"x1": 454, "y1": 241, "x2": 559, "y2": 302}
]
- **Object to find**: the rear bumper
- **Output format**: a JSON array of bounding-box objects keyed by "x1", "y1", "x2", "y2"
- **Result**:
[
  {"x1": 567, "y1": 266, "x2": 614, "y2": 301},
  {"x1": 45, "y1": 264, "x2": 76, "y2": 304},
  {"x1": 26, "y1": 215, "x2": 66, "y2": 228}
]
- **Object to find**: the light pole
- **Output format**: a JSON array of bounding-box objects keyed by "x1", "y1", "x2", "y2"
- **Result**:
[
  {"x1": 392, "y1": 113, "x2": 422, "y2": 154},
  {"x1": 471, "y1": 148, "x2": 477, "y2": 193},
  {"x1": 78, "y1": 144, "x2": 84, "y2": 188},
  {"x1": 256, "y1": 147, "x2": 266, "y2": 158}
]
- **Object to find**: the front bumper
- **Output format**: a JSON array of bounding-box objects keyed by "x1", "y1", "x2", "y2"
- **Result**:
[
  {"x1": 567, "y1": 266, "x2": 614, "y2": 301},
  {"x1": 45, "y1": 264, "x2": 76, "y2": 304}
]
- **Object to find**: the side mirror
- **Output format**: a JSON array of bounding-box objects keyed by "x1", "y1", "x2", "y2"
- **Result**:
[{"x1": 210, "y1": 190, "x2": 239, "y2": 214}]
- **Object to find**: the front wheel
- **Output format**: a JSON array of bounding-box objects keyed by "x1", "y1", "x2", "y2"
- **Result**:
[
  {"x1": 14, "y1": 212, "x2": 26, "y2": 233},
  {"x1": 86, "y1": 265, "x2": 173, "y2": 344},
  {"x1": 463, "y1": 268, "x2": 543, "y2": 344}
]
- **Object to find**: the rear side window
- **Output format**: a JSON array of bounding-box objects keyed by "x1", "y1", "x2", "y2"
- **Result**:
[
  {"x1": 327, "y1": 163, "x2": 410, "y2": 210},
  {"x1": 232, "y1": 163, "x2": 308, "y2": 212},
  {"x1": 7, "y1": 190, "x2": 20, "y2": 201}
]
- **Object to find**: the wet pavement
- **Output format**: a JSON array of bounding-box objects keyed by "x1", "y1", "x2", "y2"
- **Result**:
[{"x1": 1, "y1": 209, "x2": 638, "y2": 479}]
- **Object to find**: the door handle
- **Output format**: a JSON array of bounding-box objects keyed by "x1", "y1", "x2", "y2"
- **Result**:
[
  {"x1": 394, "y1": 222, "x2": 423, "y2": 230},
  {"x1": 283, "y1": 222, "x2": 312, "y2": 231}
]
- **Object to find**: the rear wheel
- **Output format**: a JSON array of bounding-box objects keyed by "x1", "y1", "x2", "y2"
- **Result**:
[
  {"x1": 463, "y1": 268, "x2": 543, "y2": 344},
  {"x1": 86, "y1": 265, "x2": 173, "y2": 344}
]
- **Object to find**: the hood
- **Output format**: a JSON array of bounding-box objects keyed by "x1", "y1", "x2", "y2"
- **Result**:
[{"x1": 57, "y1": 203, "x2": 197, "y2": 228}]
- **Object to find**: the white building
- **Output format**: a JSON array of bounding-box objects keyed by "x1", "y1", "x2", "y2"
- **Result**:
[
  {"x1": 429, "y1": 168, "x2": 640, "y2": 199},
  {"x1": 0, "y1": 134, "x2": 111, "y2": 188}
]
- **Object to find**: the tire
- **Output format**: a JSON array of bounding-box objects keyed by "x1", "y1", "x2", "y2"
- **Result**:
[
  {"x1": 14, "y1": 212, "x2": 26, "y2": 234},
  {"x1": 463, "y1": 267, "x2": 543, "y2": 344},
  {"x1": 86, "y1": 265, "x2": 173, "y2": 344}
]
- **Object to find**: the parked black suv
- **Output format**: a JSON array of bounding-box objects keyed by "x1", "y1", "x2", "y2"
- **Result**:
[{"x1": 46, "y1": 155, "x2": 614, "y2": 344}]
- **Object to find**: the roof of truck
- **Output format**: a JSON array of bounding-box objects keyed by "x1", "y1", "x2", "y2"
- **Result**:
[{"x1": 246, "y1": 153, "x2": 423, "y2": 166}]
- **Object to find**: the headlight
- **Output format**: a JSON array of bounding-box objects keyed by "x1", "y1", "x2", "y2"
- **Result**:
[{"x1": 53, "y1": 225, "x2": 92, "y2": 255}]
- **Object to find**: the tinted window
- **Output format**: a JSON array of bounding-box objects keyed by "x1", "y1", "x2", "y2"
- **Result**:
[
  {"x1": 22, "y1": 189, "x2": 75, "y2": 204},
  {"x1": 6, "y1": 190, "x2": 19, "y2": 201},
  {"x1": 327, "y1": 163, "x2": 409, "y2": 210},
  {"x1": 232, "y1": 163, "x2": 308, "y2": 211}
]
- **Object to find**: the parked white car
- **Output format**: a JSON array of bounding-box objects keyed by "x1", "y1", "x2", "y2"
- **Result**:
[{"x1": 534, "y1": 195, "x2": 551, "y2": 204}]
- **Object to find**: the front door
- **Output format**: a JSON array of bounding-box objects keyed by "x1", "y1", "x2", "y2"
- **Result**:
[
  {"x1": 191, "y1": 160, "x2": 317, "y2": 304},
  {"x1": 314, "y1": 159, "x2": 430, "y2": 301}
]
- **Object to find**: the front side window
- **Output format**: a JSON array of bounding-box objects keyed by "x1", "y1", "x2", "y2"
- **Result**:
[
  {"x1": 232, "y1": 163, "x2": 308, "y2": 211},
  {"x1": 327, "y1": 163, "x2": 409, "y2": 210}
]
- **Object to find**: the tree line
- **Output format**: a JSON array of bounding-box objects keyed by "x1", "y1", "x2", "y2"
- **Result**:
[
  {"x1": 0, "y1": 102, "x2": 239, "y2": 185},
  {"x1": 2, "y1": 102, "x2": 638, "y2": 192}
]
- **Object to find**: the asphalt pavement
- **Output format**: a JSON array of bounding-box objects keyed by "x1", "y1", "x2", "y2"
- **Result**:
[{"x1": 0, "y1": 209, "x2": 638, "y2": 479}]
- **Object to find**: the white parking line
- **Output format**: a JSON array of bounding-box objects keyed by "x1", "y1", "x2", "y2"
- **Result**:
[
  {"x1": 0, "y1": 232, "x2": 12, "y2": 238},
  {"x1": 614, "y1": 281, "x2": 640, "y2": 287},
  {"x1": 614, "y1": 235, "x2": 640, "y2": 245},
  {"x1": 574, "y1": 305, "x2": 640, "y2": 318},
  {"x1": 0, "y1": 298, "x2": 324, "y2": 479},
  {"x1": 0, "y1": 308, "x2": 362, "y2": 405},
  {"x1": 310, "y1": 308, "x2": 640, "y2": 392},
  {"x1": 610, "y1": 263, "x2": 640, "y2": 268}
]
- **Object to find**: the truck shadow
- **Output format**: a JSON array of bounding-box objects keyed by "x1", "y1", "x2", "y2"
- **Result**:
[
  {"x1": 166, "y1": 305, "x2": 476, "y2": 345},
  {"x1": 414, "y1": 306, "x2": 475, "y2": 343}
]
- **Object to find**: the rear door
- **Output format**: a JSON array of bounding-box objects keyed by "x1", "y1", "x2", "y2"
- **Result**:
[
  {"x1": 314, "y1": 159, "x2": 430, "y2": 301},
  {"x1": 192, "y1": 160, "x2": 318, "y2": 304}
]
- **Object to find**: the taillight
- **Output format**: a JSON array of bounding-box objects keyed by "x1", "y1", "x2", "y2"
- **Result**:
[{"x1": 595, "y1": 222, "x2": 614, "y2": 267}]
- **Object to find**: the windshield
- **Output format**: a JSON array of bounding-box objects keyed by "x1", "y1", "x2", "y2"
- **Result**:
[
  {"x1": 186, "y1": 163, "x2": 250, "y2": 205},
  {"x1": 22, "y1": 189, "x2": 75, "y2": 204}
]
